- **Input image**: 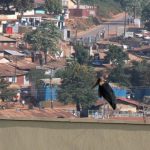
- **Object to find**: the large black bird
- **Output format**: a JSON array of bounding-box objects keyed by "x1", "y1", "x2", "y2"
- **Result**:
[{"x1": 92, "y1": 77, "x2": 117, "y2": 110}]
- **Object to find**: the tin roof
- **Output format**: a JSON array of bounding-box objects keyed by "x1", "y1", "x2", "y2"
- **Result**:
[
  {"x1": 0, "y1": 107, "x2": 75, "y2": 119},
  {"x1": 4, "y1": 50, "x2": 25, "y2": 56},
  {"x1": 0, "y1": 35, "x2": 16, "y2": 42},
  {"x1": 117, "y1": 97, "x2": 141, "y2": 107},
  {"x1": 0, "y1": 63, "x2": 24, "y2": 77},
  {"x1": 11, "y1": 59, "x2": 36, "y2": 70}
]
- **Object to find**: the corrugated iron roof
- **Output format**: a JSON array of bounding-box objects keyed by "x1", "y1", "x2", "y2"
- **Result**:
[
  {"x1": 42, "y1": 58, "x2": 67, "y2": 69},
  {"x1": 0, "y1": 35, "x2": 16, "y2": 42},
  {"x1": 11, "y1": 59, "x2": 36, "y2": 70},
  {"x1": 0, "y1": 63, "x2": 24, "y2": 77},
  {"x1": 117, "y1": 97, "x2": 140, "y2": 106},
  {"x1": 0, "y1": 107, "x2": 76, "y2": 119},
  {"x1": 4, "y1": 50, "x2": 25, "y2": 56},
  {"x1": 96, "y1": 98, "x2": 141, "y2": 107}
]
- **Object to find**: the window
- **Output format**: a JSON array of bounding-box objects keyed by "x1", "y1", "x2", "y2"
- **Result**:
[{"x1": 12, "y1": 77, "x2": 17, "y2": 83}]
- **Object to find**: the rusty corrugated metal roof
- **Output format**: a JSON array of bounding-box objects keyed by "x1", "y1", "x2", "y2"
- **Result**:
[
  {"x1": 0, "y1": 36, "x2": 16, "y2": 42},
  {"x1": 0, "y1": 63, "x2": 24, "y2": 77},
  {"x1": 0, "y1": 107, "x2": 76, "y2": 119}
]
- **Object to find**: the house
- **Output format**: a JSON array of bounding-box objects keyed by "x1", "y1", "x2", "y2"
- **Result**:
[
  {"x1": 0, "y1": 14, "x2": 18, "y2": 33},
  {"x1": 0, "y1": 35, "x2": 17, "y2": 50},
  {"x1": 96, "y1": 97, "x2": 141, "y2": 113},
  {"x1": 132, "y1": 46, "x2": 150, "y2": 59},
  {"x1": 116, "y1": 97, "x2": 141, "y2": 112},
  {"x1": 30, "y1": 58, "x2": 66, "y2": 100},
  {"x1": 0, "y1": 50, "x2": 36, "y2": 88},
  {"x1": 20, "y1": 14, "x2": 46, "y2": 27},
  {"x1": 69, "y1": 8, "x2": 90, "y2": 18},
  {"x1": 62, "y1": 0, "x2": 77, "y2": 9},
  {"x1": 128, "y1": 52, "x2": 143, "y2": 62},
  {"x1": 0, "y1": 63, "x2": 25, "y2": 86},
  {"x1": 0, "y1": 61, "x2": 32, "y2": 88},
  {"x1": 69, "y1": 4, "x2": 96, "y2": 18}
]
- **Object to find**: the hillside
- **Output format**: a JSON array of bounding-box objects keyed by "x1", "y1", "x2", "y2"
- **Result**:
[
  {"x1": 66, "y1": 0, "x2": 122, "y2": 34},
  {"x1": 81, "y1": 0, "x2": 122, "y2": 18}
]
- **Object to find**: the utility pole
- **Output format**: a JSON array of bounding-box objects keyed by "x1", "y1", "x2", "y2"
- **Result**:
[
  {"x1": 107, "y1": 24, "x2": 110, "y2": 42},
  {"x1": 124, "y1": 8, "x2": 127, "y2": 37},
  {"x1": 50, "y1": 78, "x2": 53, "y2": 109},
  {"x1": 14, "y1": 56, "x2": 17, "y2": 83},
  {"x1": 133, "y1": 5, "x2": 136, "y2": 19}
]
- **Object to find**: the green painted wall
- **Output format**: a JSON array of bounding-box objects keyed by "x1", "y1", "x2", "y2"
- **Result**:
[{"x1": 0, "y1": 119, "x2": 150, "y2": 150}]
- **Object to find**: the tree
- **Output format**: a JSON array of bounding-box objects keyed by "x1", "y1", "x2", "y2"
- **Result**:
[
  {"x1": 74, "y1": 44, "x2": 89, "y2": 65},
  {"x1": 0, "y1": 0, "x2": 13, "y2": 13},
  {"x1": 13, "y1": 0, "x2": 34, "y2": 17},
  {"x1": 119, "y1": 0, "x2": 147, "y2": 17},
  {"x1": 106, "y1": 45, "x2": 128, "y2": 66},
  {"x1": 56, "y1": 63, "x2": 97, "y2": 110},
  {"x1": 45, "y1": 0, "x2": 62, "y2": 15},
  {"x1": 0, "y1": 78, "x2": 17, "y2": 101},
  {"x1": 142, "y1": 3, "x2": 150, "y2": 21},
  {"x1": 27, "y1": 69, "x2": 46, "y2": 87},
  {"x1": 24, "y1": 21, "x2": 62, "y2": 64},
  {"x1": 129, "y1": 61, "x2": 150, "y2": 86},
  {"x1": 109, "y1": 65, "x2": 131, "y2": 86},
  {"x1": 141, "y1": 2, "x2": 150, "y2": 31},
  {"x1": 106, "y1": 45, "x2": 129, "y2": 86}
]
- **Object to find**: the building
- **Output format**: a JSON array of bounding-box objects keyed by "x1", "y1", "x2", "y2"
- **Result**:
[
  {"x1": 0, "y1": 50, "x2": 36, "y2": 88},
  {"x1": 0, "y1": 35, "x2": 17, "y2": 50},
  {"x1": 36, "y1": 78, "x2": 61, "y2": 102},
  {"x1": 117, "y1": 97, "x2": 141, "y2": 112},
  {"x1": 62, "y1": 0, "x2": 77, "y2": 9},
  {"x1": 96, "y1": 97, "x2": 141, "y2": 113},
  {"x1": 0, "y1": 14, "x2": 18, "y2": 33}
]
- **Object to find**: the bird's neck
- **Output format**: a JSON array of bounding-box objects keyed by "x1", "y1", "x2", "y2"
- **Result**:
[{"x1": 99, "y1": 80, "x2": 106, "y2": 86}]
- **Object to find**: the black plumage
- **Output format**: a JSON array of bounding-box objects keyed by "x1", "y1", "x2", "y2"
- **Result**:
[{"x1": 92, "y1": 78, "x2": 117, "y2": 110}]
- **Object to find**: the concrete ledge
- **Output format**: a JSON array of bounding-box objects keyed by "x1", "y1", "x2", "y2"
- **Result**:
[
  {"x1": 0, "y1": 116, "x2": 149, "y2": 125},
  {"x1": 0, "y1": 118, "x2": 150, "y2": 150}
]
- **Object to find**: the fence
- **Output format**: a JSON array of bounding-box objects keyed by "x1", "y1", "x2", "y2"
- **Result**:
[{"x1": 66, "y1": 109, "x2": 145, "y2": 119}]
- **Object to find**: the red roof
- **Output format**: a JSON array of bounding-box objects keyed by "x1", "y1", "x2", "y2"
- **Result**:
[
  {"x1": 0, "y1": 107, "x2": 76, "y2": 119},
  {"x1": 95, "y1": 97, "x2": 141, "y2": 107},
  {"x1": 117, "y1": 97, "x2": 140, "y2": 106},
  {"x1": 34, "y1": 0, "x2": 45, "y2": 4}
]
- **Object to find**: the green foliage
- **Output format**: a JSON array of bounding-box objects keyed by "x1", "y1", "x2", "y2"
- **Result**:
[
  {"x1": 56, "y1": 63, "x2": 97, "y2": 110},
  {"x1": 13, "y1": 0, "x2": 34, "y2": 14},
  {"x1": 27, "y1": 69, "x2": 46, "y2": 87},
  {"x1": 45, "y1": 0, "x2": 62, "y2": 15},
  {"x1": 0, "y1": 78, "x2": 17, "y2": 101},
  {"x1": 0, "y1": 0, "x2": 13, "y2": 13},
  {"x1": 109, "y1": 66, "x2": 131, "y2": 86},
  {"x1": 74, "y1": 44, "x2": 89, "y2": 65},
  {"x1": 129, "y1": 61, "x2": 150, "y2": 86},
  {"x1": 144, "y1": 21, "x2": 150, "y2": 31},
  {"x1": 141, "y1": 2, "x2": 150, "y2": 30},
  {"x1": 141, "y1": 3, "x2": 150, "y2": 22},
  {"x1": 106, "y1": 45, "x2": 129, "y2": 86},
  {"x1": 106, "y1": 45, "x2": 128, "y2": 66},
  {"x1": 24, "y1": 21, "x2": 62, "y2": 63},
  {"x1": 0, "y1": 0, "x2": 34, "y2": 14},
  {"x1": 120, "y1": 0, "x2": 150, "y2": 16}
]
